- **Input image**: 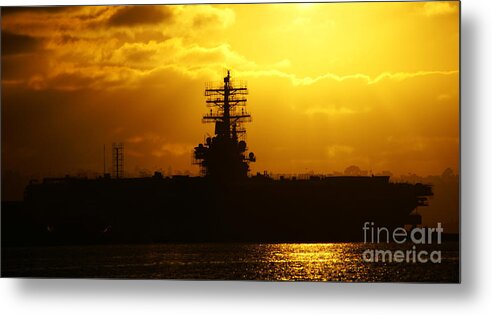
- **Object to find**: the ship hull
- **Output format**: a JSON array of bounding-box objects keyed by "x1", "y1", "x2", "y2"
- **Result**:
[{"x1": 2, "y1": 176, "x2": 431, "y2": 246}]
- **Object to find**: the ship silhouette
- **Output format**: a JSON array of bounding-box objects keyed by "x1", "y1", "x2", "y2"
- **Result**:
[{"x1": 3, "y1": 71, "x2": 433, "y2": 245}]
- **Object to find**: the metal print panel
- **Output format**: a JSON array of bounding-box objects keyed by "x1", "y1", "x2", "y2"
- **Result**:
[{"x1": 1, "y1": 1, "x2": 460, "y2": 282}]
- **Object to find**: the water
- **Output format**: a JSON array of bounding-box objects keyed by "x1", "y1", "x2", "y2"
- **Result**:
[{"x1": 1, "y1": 243, "x2": 459, "y2": 282}]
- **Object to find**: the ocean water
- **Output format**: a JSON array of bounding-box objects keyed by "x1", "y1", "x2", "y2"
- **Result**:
[{"x1": 1, "y1": 243, "x2": 459, "y2": 282}]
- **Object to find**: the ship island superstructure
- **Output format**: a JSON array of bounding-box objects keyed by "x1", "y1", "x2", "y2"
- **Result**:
[{"x1": 194, "y1": 70, "x2": 255, "y2": 180}]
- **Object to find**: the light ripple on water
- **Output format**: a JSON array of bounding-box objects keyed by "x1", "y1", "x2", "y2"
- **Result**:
[{"x1": 2, "y1": 243, "x2": 459, "y2": 282}]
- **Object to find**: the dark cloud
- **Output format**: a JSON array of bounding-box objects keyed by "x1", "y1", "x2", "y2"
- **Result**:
[
  {"x1": 48, "y1": 72, "x2": 99, "y2": 90},
  {"x1": 1, "y1": 31, "x2": 42, "y2": 56},
  {"x1": 192, "y1": 12, "x2": 220, "y2": 28},
  {"x1": 107, "y1": 5, "x2": 173, "y2": 27},
  {"x1": 57, "y1": 34, "x2": 80, "y2": 44},
  {"x1": 1, "y1": 53, "x2": 49, "y2": 82},
  {"x1": 1, "y1": 6, "x2": 78, "y2": 16}
]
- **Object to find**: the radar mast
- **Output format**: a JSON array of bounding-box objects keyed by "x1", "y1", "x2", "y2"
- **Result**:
[{"x1": 194, "y1": 71, "x2": 255, "y2": 180}]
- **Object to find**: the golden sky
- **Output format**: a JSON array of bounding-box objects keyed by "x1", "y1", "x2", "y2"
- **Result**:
[{"x1": 1, "y1": 2, "x2": 459, "y2": 179}]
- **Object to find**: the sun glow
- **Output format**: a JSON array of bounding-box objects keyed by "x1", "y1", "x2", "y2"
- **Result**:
[{"x1": 2, "y1": 2, "x2": 459, "y2": 180}]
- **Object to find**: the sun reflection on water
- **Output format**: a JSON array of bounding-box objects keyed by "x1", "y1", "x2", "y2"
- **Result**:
[{"x1": 257, "y1": 243, "x2": 368, "y2": 281}]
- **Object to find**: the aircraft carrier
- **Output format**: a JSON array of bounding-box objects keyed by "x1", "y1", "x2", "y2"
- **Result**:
[{"x1": 2, "y1": 71, "x2": 433, "y2": 245}]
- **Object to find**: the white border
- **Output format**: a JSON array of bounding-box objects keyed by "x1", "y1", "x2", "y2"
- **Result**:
[
  {"x1": 2, "y1": 0, "x2": 491, "y2": 314},
  {"x1": 0, "y1": 0, "x2": 458, "y2": 5}
]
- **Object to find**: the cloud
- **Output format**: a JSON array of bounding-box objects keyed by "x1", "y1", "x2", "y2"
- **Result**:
[
  {"x1": 238, "y1": 69, "x2": 458, "y2": 86},
  {"x1": 126, "y1": 136, "x2": 144, "y2": 143},
  {"x1": 152, "y1": 143, "x2": 194, "y2": 157},
  {"x1": 107, "y1": 5, "x2": 173, "y2": 27},
  {"x1": 324, "y1": 145, "x2": 355, "y2": 158},
  {"x1": 437, "y1": 93, "x2": 451, "y2": 101},
  {"x1": 1, "y1": 6, "x2": 79, "y2": 16},
  {"x1": 305, "y1": 105, "x2": 368, "y2": 116},
  {"x1": 186, "y1": 5, "x2": 235, "y2": 29},
  {"x1": 368, "y1": 70, "x2": 459, "y2": 85},
  {"x1": 421, "y1": 2, "x2": 458, "y2": 17},
  {"x1": 0, "y1": 5, "x2": 243, "y2": 91},
  {"x1": 0, "y1": 23, "x2": 459, "y2": 93},
  {"x1": 1, "y1": 31, "x2": 43, "y2": 55}
]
